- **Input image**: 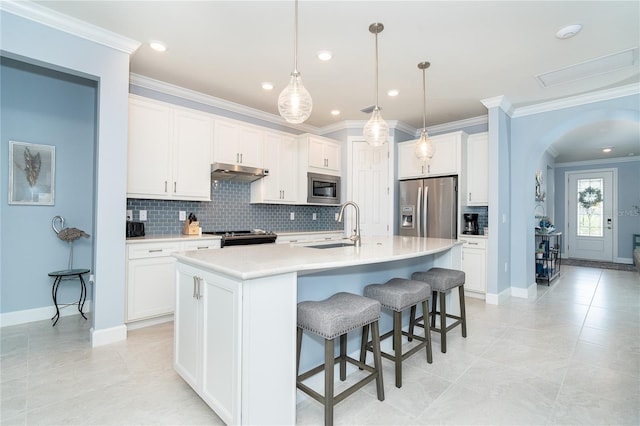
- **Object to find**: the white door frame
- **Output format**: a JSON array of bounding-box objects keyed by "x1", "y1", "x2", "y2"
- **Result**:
[
  {"x1": 346, "y1": 136, "x2": 395, "y2": 236},
  {"x1": 564, "y1": 167, "x2": 618, "y2": 262}
]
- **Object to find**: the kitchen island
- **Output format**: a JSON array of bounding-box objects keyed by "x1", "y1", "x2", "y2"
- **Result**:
[{"x1": 172, "y1": 236, "x2": 462, "y2": 425}]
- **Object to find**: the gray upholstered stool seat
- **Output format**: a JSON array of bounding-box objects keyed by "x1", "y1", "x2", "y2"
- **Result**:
[
  {"x1": 297, "y1": 292, "x2": 384, "y2": 426},
  {"x1": 411, "y1": 268, "x2": 467, "y2": 353},
  {"x1": 361, "y1": 278, "x2": 433, "y2": 388}
]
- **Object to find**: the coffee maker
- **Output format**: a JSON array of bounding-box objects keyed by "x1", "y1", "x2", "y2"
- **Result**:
[{"x1": 463, "y1": 213, "x2": 479, "y2": 235}]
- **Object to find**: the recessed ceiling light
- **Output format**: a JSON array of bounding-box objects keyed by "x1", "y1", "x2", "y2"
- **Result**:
[
  {"x1": 602, "y1": 147, "x2": 613, "y2": 153},
  {"x1": 331, "y1": 110, "x2": 341, "y2": 116},
  {"x1": 317, "y1": 50, "x2": 333, "y2": 61},
  {"x1": 149, "y1": 41, "x2": 167, "y2": 52},
  {"x1": 261, "y1": 82, "x2": 274, "y2": 90},
  {"x1": 387, "y1": 89, "x2": 399, "y2": 97},
  {"x1": 556, "y1": 24, "x2": 582, "y2": 39}
]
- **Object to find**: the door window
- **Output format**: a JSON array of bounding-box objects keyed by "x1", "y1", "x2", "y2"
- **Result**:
[{"x1": 576, "y1": 178, "x2": 604, "y2": 237}]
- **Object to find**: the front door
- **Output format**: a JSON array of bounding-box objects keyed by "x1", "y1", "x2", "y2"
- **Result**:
[{"x1": 566, "y1": 170, "x2": 615, "y2": 261}]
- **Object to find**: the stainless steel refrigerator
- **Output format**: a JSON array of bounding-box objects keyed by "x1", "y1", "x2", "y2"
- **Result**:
[{"x1": 398, "y1": 176, "x2": 457, "y2": 238}]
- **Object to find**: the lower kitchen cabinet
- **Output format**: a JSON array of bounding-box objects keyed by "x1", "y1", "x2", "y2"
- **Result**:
[
  {"x1": 126, "y1": 242, "x2": 181, "y2": 322},
  {"x1": 460, "y1": 237, "x2": 487, "y2": 294},
  {"x1": 126, "y1": 239, "x2": 221, "y2": 324},
  {"x1": 174, "y1": 263, "x2": 241, "y2": 425}
]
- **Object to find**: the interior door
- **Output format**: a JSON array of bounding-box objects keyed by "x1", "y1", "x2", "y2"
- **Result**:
[
  {"x1": 566, "y1": 170, "x2": 614, "y2": 261},
  {"x1": 351, "y1": 141, "x2": 390, "y2": 236}
]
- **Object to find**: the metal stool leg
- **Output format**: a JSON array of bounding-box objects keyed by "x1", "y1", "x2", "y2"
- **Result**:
[
  {"x1": 370, "y1": 321, "x2": 385, "y2": 401},
  {"x1": 324, "y1": 337, "x2": 335, "y2": 426},
  {"x1": 393, "y1": 310, "x2": 402, "y2": 388},
  {"x1": 339, "y1": 334, "x2": 347, "y2": 381},
  {"x1": 459, "y1": 285, "x2": 467, "y2": 338},
  {"x1": 296, "y1": 327, "x2": 303, "y2": 375},
  {"x1": 439, "y1": 292, "x2": 447, "y2": 353},
  {"x1": 359, "y1": 324, "x2": 369, "y2": 367},
  {"x1": 422, "y1": 300, "x2": 433, "y2": 363},
  {"x1": 78, "y1": 274, "x2": 88, "y2": 320}
]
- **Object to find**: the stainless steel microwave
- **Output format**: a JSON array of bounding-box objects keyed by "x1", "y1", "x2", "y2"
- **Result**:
[{"x1": 307, "y1": 172, "x2": 340, "y2": 204}]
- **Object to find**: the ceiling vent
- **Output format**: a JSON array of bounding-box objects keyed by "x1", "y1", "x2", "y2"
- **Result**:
[{"x1": 536, "y1": 47, "x2": 639, "y2": 88}]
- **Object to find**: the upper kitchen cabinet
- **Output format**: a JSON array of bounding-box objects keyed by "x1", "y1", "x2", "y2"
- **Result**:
[
  {"x1": 213, "y1": 119, "x2": 264, "y2": 168},
  {"x1": 251, "y1": 131, "x2": 298, "y2": 203},
  {"x1": 298, "y1": 134, "x2": 341, "y2": 175},
  {"x1": 128, "y1": 95, "x2": 213, "y2": 201},
  {"x1": 462, "y1": 132, "x2": 489, "y2": 206},
  {"x1": 397, "y1": 131, "x2": 466, "y2": 180}
]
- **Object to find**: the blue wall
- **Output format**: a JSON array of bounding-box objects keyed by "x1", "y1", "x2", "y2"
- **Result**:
[
  {"x1": 127, "y1": 181, "x2": 342, "y2": 235},
  {"x1": 1, "y1": 57, "x2": 96, "y2": 313},
  {"x1": 554, "y1": 159, "x2": 640, "y2": 259}
]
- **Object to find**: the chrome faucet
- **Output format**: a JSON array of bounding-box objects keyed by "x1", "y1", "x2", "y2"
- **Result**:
[{"x1": 338, "y1": 201, "x2": 361, "y2": 247}]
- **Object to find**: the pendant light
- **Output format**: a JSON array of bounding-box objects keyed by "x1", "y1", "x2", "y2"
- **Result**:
[
  {"x1": 415, "y1": 61, "x2": 435, "y2": 161},
  {"x1": 363, "y1": 23, "x2": 389, "y2": 147},
  {"x1": 278, "y1": 0, "x2": 312, "y2": 124}
]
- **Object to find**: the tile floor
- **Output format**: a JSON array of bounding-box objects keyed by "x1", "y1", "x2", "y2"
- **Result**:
[{"x1": 1, "y1": 265, "x2": 638, "y2": 425}]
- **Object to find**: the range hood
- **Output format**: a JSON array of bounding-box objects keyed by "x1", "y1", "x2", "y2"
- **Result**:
[{"x1": 210, "y1": 162, "x2": 269, "y2": 183}]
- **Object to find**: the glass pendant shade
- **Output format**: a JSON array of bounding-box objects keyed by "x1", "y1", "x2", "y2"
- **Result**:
[
  {"x1": 278, "y1": 71, "x2": 312, "y2": 124},
  {"x1": 415, "y1": 128, "x2": 435, "y2": 160},
  {"x1": 363, "y1": 107, "x2": 390, "y2": 147}
]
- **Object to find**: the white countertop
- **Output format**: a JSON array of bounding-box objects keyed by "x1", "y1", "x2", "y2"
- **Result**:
[{"x1": 173, "y1": 236, "x2": 462, "y2": 280}]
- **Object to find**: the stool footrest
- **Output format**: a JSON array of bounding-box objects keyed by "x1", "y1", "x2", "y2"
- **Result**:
[
  {"x1": 365, "y1": 329, "x2": 429, "y2": 363},
  {"x1": 297, "y1": 355, "x2": 379, "y2": 406}
]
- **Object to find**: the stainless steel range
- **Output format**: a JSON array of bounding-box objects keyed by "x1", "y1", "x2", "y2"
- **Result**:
[{"x1": 202, "y1": 230, "x2": 277, "y2": 247}]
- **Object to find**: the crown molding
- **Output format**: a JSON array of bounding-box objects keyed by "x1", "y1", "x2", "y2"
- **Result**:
[
  {"x1": 512, "y1": 83, "x2": 640, "y2": 118},
  {"x1": 427, "y1": 115, "x2": 488, "y2": 135},
  {"x1": 481, "y1": 95, "x2": 515, "y2": 115},
  {"x1": 0, "y1": 0, "x2": 140, "y2": 54},
  {"x1": 317, "y1": 119, "x2": 416, "y2": 137},
  {"x1": 554, "y1": 154, "x2": 639, "y2": 168},
  {"x1": 130, "y1": 73, "x2": 318, "y2": 133}
]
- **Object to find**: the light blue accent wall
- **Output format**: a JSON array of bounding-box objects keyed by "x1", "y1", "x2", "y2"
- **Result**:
[
  {"x1": 1, "y1": 57, "x2": 96, "y2": 314},
  {"x1": 554, "y1": 159, "x2": 640, "y2": 259},
  {"x1": 510, "y1": 93, "x2": 639, "y2": 286},
  {"x1": 2, "y1": 10, "x2": 131, "y2": 337},
  {"x1": 127, "y1": 181, "x2": 342, "y2": 235}
]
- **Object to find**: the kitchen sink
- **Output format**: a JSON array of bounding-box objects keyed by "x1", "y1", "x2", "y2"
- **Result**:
[{"x1": 306, "y1": 242, "x2": 355, "y2": 249}]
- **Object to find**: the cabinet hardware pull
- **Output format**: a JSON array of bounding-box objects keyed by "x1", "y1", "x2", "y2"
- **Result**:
[
  {"x1": 164, "y1": 181, "x2": 167, "y2": 192},
  {"x1": 240, "y1": 153, "x2": 243, "y2": 163},
  {"x1": 174, "y1": 182, "x2": 177, "y2": 192},
  {"x1": 148, "y1": 249, "x2": 163, "y2": 253},
  {"x1": 197, "y1": 276, "x2": 202, "y2": 299},
  {"x1": 196, "y1": 246, "x2": 208, "y2": 250},
  {"x1": 236, "y1": 153, "x2": 239, "y2": 163},
  {"x1": 469, "y1": 242, "x2": 479, "y2": 245},
  {"x1": 469, "y1": 192, "x2": 472, "y2": 201},
  {"x1": 192, "y1": 276, "x2": 198, "y2": 298}
]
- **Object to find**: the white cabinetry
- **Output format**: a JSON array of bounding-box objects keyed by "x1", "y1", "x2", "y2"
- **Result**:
[
  {"x1": 127, "y1": 95, "x2": 213, "y2": 201},
  {"x1": 460, "y1": 237, "x2": 487, "y2": 295},
  {"x1": 398, "y1": 131, "x2": 465, "y2": 180},
  {"x1": 213, "y1": 119, "x2": 263, "y2": 168},
  {"x1": 175, "y1": 263, "x2": 241, "y2": 426},
  {"x1": 299, "y1": 133, "x2": 341, "y2": 175},
  {"x1": 463, "y1": 132, "x2": 489, "y2": 206},
  {"x1": 125, "y1": 238, "x2": 221, "y2": 324},
  {"x1": 250, "y1": 132, "x2": 297, "y2": 203}
]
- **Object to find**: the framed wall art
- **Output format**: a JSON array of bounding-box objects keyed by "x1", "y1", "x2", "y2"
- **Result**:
[{"x1": 9, "y1": 141, "x2": 55, "y2": 205}]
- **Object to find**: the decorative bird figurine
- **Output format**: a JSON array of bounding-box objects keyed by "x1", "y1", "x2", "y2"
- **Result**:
[{"x1": 52, "y1": 216, "x2": 90, "y2": 269}]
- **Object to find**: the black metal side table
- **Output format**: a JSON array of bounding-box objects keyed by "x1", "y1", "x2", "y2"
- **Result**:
[{"x1": 48, "y1": 268, "x2": 90, "y2": 326}]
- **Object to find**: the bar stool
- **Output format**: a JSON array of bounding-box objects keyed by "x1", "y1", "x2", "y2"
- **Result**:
[
  {"x1": 297, "y1": 292, "x2": 385, "y2": 426},
  {"x1": 361, "y1": 278, "x2": 433, "y2": 388},
  {"x1": 411, "y1": 268, "x2": 467, "y2": 353}
]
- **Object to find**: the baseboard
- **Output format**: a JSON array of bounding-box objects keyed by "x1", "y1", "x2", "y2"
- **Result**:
[
  {"x1": 91, "y1": 324, "x2": 127, "y2": 347},
  {"x1": 485, "y1": 287, "x2": 511, "y2": 305},
  {"x1": 126, "y1": 314, "x2": 173, "y2": 331},
  {"x1": 0, "y1": 301, "x2": 92, "y2": 328},
  {"x1": 465, "y1": 291, "x2": 485, "y2": 300},
  {"x1": 511, "y1": 282, "x2": 537, "y2": 299},
  {"x1": 615, "y1": 257, "x2": 633, "y2": 265}
]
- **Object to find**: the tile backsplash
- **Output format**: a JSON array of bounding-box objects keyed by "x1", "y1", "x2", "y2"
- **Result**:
[{"x1": 127, "y1": 180, "x2": 343, "y2": 235}]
